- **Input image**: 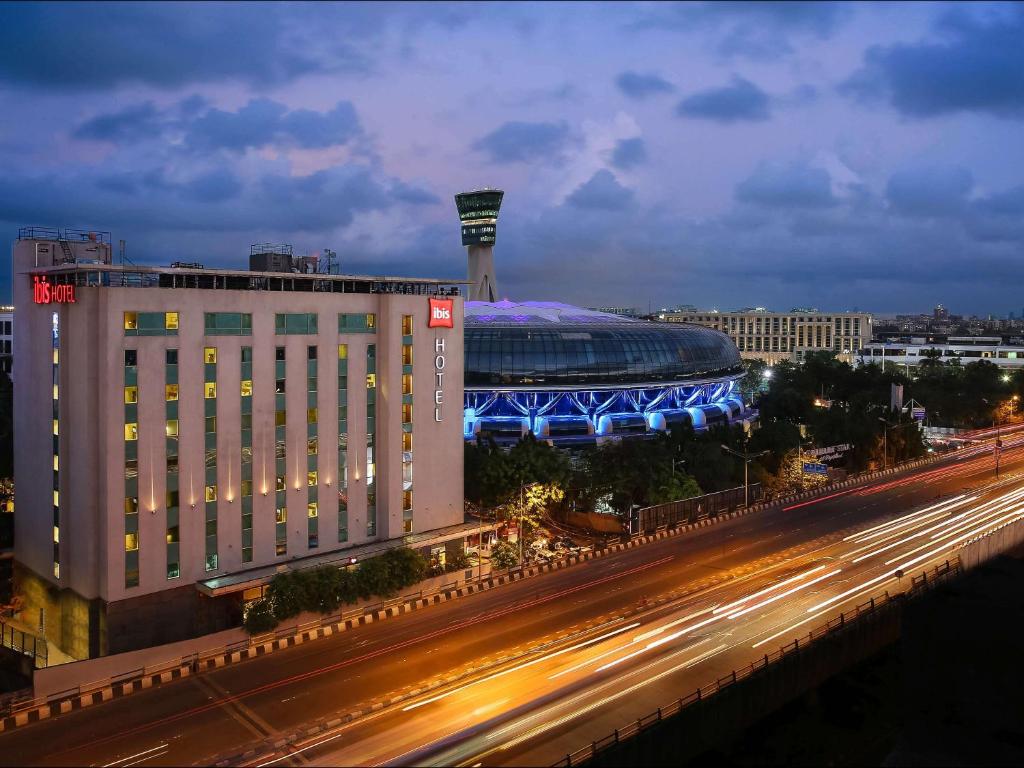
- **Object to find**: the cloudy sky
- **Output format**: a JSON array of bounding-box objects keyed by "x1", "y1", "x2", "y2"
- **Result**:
[{"x1": 2, "y1": 1, "x2": 1023, "y2": 314}]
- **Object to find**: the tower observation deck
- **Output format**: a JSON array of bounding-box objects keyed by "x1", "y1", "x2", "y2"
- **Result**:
[{"x1": 455, "y1": 189, "x2": 503, "y2": 302}]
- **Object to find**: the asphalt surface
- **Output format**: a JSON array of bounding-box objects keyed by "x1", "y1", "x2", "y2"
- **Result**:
[{"x1": 2, "y1": 435, "x2": 1023, "y2": 768}]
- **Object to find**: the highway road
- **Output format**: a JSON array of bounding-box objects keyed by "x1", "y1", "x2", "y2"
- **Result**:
[{"x1": 2, "y1": 435, "x2": 1023, "y2": 767}]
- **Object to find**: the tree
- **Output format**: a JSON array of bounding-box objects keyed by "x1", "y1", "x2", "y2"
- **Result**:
[
  {"x1": 504, "y1": 482, "x2": 565, "y2": 541},
  {"x1": 491, "y1": 540, "x2": 519, "y2": 569}
]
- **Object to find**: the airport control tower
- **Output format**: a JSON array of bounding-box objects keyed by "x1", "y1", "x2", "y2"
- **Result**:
[{"x1": 455, "y1": 188, "x2": 504, "y2": 302}]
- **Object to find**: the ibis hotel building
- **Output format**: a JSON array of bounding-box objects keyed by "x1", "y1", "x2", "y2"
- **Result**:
[{"x1": 12, "y1": 229, "x2": 464, "y2": 658}]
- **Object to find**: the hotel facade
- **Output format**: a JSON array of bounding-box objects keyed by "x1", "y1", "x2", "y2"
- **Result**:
[{"x1": 13, "y1": 230, "x2": 465, "y2": 658}]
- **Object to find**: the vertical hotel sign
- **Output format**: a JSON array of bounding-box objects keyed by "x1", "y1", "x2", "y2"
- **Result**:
[{"x1": 428, "y1": 297, "x2": 454, "y2": 422}]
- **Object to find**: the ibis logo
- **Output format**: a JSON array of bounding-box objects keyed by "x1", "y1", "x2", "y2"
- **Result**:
[
  {"x1": 428, "y1": 297, "x2": 454, "y2": 329},
  {"x1": 33, "y1": 275, "x2": 76, "y2": 305}
]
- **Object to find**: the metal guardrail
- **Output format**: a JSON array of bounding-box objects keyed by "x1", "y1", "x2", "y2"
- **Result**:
[
  {"x1": 0, "y1": 620, "x2": 48, "y2": 669},
  {"x1": 550, "y1": 559, "x2": 960, "y2": 767},
  {"x1": 638, "y1": 485, "x2": 762, "y2": 532}
]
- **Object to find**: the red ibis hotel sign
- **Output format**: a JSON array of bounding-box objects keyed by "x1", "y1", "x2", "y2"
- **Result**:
[
  {"x1": 33, "y1": 276, "x2": 76, "y2": 305},
  {"x1": 428, "y1": 297, "x2": 453, "y2": 328}
]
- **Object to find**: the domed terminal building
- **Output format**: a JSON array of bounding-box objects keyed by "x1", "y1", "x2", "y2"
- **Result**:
[{"x1": 463, "y1": 300, "x2": 746, "y2": 443}]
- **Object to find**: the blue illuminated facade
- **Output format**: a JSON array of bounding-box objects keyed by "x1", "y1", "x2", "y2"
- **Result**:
[{"x1": 464, "y1": 301, "x2": 746, "y2": 443}]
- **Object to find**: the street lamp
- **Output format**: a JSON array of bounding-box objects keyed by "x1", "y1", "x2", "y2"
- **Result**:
[
  {"x1": 721, "y1": 442, "x2": 769, "y2": 508},
  {"x1": 877, "y1": 416, "x2": 898, "y2": 471}
]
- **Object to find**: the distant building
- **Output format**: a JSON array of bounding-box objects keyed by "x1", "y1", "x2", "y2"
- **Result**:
[
  {"x1": 857, "y1": 335, "x2": 1024, "y2": 371},
  {"x1": 934, "y1": 304, "x2": 949, "y2": 321},
  {"x1": 656, "y1": 308, "x2": 872, "y2": 365},
  {"x1": 587, "y1": 306, "x2": 641, "y2": 318},
  {"x1": 0, "y1": 306, "x2": 12, "y2": 378}
]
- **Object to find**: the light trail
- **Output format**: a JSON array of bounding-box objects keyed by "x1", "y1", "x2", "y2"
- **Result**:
[
  {"x1": 712, "y1": 565, "x2": 829, "y2": 615},
  {"x1": 402, "y1": 622, "x2": 641, "y2": 711},
  {"x1": 101, "y1": 745, "x2": 169, "y2": 767},
  {"x1": 848, "y1": 493, "x2": 1018, "y2": 563},
  {"x1": 725, "y1": 569, "x2": 842, "y2": 619},
  {"x1": 490, "y1": 643, "x2": 729, "y2": 751},
  {"x1": 842, "y1": 495, "x2": 972, "y2": 543}
]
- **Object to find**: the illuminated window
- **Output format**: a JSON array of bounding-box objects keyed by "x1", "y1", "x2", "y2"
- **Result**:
[
  {"x1": 125, "y1": 532, "x2": 139, "y2": 552},
  {"x1": 307, "y1": 501, "x2": 318, "y2": 518},
  {"x1": 275, "y1": 410, "x2": 286, "y2": 426},
  {"x1": 53, "y1": 526, "x2": 59, "y2": 543},
  {"x1": 402, "y1": 432, "x2": 412, "y2": 451},
  {"x1": 402, "y1": 374, "x2": 413, "y2": 395},
  {"x1": 338, "y1": 344, "x2": 348, "y2": 360},
  {"x1": 53, "y1": 349, "x2": 59, "y2": 364},
  {"x1": 53, "y1": 418, "x2": 59, "y2": 436},
  {"x1": 240, "y1": 379, "x2": 253, "y2": 397},
  {"x1": 166, "y1": 420, "x2": 179, "y2": 438},
  {"x1": 164, "y1": 312, "x2": 179, "y2": 330},
  {"x1": 307, "y1": 437, "x2": 318, "y2": 455},
  {"x1": 276, "y1": 475, "x2": 286, "y2": 491},
  {"x1": 366, "y1": 373, "x2": 376, "y2": 389},
  {"x1": 402, "y1": 314, "x2": 413, "y2": 335},
  {"x1": 53, "y1": 384, "x2": 59, "y2": 400},
  {"x1": 124, "y1": 386, "x2": 138, "y2": 404},
  {"x1": 241, "y1": 479, "x2": 253, "y2": 497},
  {"x1": 124, "y1": 423, "x2": 138, "y2": 441},
  {"x1": 166, "y1": 384, "x2": 179, "y2": 401},
  {"x1": 125, "y1": 496, "x2": 138, "y2": 514},
  {"x1": 307, "y1": 470, "x2": 318, "y2": 486},
  {"x1": 53, "y1": 490, "x2": 59, "y2": 506},
  {"x1": 275, "y1": 506, "x2": 287, "y2": 523},
  {"x1": 53, "y1": 563, "x2": 60, "y2": 579},
  {"x1": 205, "y1": 485, "x2": 217, "y2": 502},
  {"x1": 366, "y1": 313, "x2": 376, "y2": 330},
  {"x1": 403, "y1": 490, "x2": 412, "y2": 511},
  {"x1": 402, "y1": 403, "x2": 413, "y2": 424},
  {"x1": 53, "y1": 455, "x2": 59, "y2": 471},
  {"x1": 204, "y1": 347, "x2": 217, "y2": 364},
  {"x1": 124, "y1": 312, "x2": 138, "y2": 330},
  {"x1": 402, "y1": 344, "x2": 413, "y2": 365},
  {"x1": 307, "y1": 407, "x2": 317, "y2": 423},
  {"x1": 204, "y1": 382, "x2": 217, "y2": 399}
]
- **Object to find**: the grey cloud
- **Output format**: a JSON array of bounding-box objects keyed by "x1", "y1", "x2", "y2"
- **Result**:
[
  {"x1": 610, "y1": 138, "x2": 647, "y2": 170},
  {"x1": 677, "y1": 77, "x2": 771, "y2": 122},
  {"x1": 841, "y1": 7, "x2": 1024, "y2": 119},
  {"x1": 615, "y1": 71, "x2": 674, "y2": 99},
  {"x1": 565, "y1": 170, "x2": 634, "y2": 210},
  {"x1": 885, "y1": 166, "x2": 973, "y2": 218},
  {"x1": 73, "y1": 102, "x2": 164, "y2": 143},
  {"x1": 633, "y1": 1, "x2": 850, "y2": 60},
  {"x1": 186, "y1": 99, "x2": 362, "y2": 152},
  {"x1": 735, "y1": 162, "x2": 837, "y2": 208},
  {"x1": 472, "y1": 121, "x2": 574, "y2": 164},
  {"x1": 0, "y1": 3, "x2": 362, "y2": 90},
  {"x1": 74, "y1": 98, "x2": 364, "y2": 153}
]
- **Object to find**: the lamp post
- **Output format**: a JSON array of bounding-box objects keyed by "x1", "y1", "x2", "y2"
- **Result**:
[{"x1": 721, "y1": 441, "x2": 769, "y2": 508}]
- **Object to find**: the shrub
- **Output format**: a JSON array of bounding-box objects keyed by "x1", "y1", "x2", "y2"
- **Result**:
[
  {"x1": 444, "y1": 550, "x2": 470, "y2": 573},
  {"x1": 243, "y1": 598, "x2": 277, "y2": 635},
  {"x1": 491, "y1": 540, "x2": 519, "y2": 569}
]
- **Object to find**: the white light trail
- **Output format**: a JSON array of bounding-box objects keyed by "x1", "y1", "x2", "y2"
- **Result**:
[
  {"x1": 712, "y1": 565, "x2": 829, "y2": 615},
  {"x1": 402, "y1": 621, "x2": 640, "y2": 711},
  {"x1": 843, "y1": 495, "x2": 971, "y2": 543},
  {"x1": 725, "y1": 569, "x2": 841, "y2": 619}
]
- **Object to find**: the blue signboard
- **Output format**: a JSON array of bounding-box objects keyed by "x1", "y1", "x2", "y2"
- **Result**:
[{"x1": 802, "y1": 462, "x2": 829, "y2": 475}]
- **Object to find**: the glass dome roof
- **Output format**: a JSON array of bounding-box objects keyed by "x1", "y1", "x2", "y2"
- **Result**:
[{"x1": 465, "y1": 301, "x2": 742, "y2": 388}]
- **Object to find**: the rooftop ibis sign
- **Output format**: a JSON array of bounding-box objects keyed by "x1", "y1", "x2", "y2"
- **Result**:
[{"x1": 33, "y1": 276, "x2": 76, "y2": 305}]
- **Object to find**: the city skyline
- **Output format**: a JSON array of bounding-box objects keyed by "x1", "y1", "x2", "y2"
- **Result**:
[{"x1": 1, "y1": 2, "x2": 1023, "y2": 313}]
